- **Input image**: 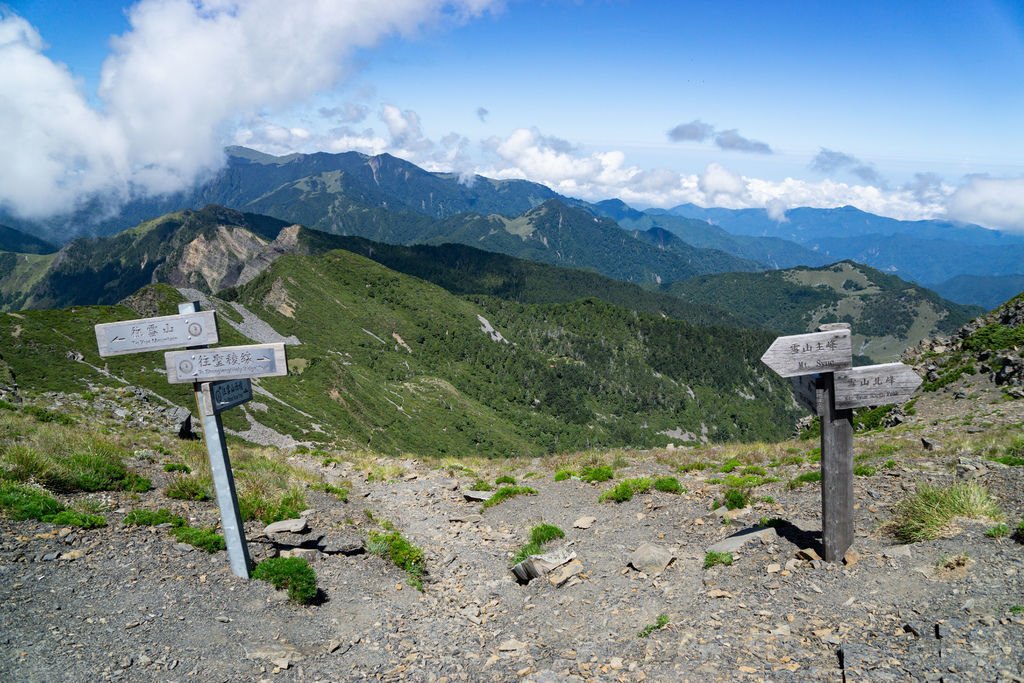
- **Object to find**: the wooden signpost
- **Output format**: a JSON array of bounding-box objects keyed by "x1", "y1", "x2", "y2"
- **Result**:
[
  {"x1": 762, "y1": 323, "x2": 921, "y2": 562},
  {"x1": 95, "y1": 304, "x2": 288, "y2": 579}
]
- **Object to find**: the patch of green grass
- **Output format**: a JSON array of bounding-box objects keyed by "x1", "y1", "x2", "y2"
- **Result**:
[
  {"x1": 171, "y1": 524, "x2": 226, "y2": 553},
  {"x1": 882, "y1": 459, "x2": 897, "y2": 470},
  {"x1": 238, "y1": 487, "x2": 306, "y2": 524},
  {"x1": 311, "y1": 482, "x2": 348, "y2": 501},
  {"x1": 1010, "y1": 605, "x2": 1024, "y2": 615},
  {"x1": 718, "y1": 458, "x2": 742, "y2": 473},
  {"x1": 892, "y1": 482, "x2": 1003, "y2": 543},
  {"x1": 703, "y1": 551, "x2": 733, "y2": 569},
  {"x1": 482, "y1": 485, "x2": 538, "y2": 510},
  {"x1": 853, "y1": 464, "x2": 877, "y2": 477},
  {"x1": 165, "y1": 476, "x2": 213, "y2": 501},
  {"x1": 163, "y1": 462, "x2": 191, "y2": 474},
  {"x1": 22, "y1": 405, "x2": 77, "y2": 426},
  {"x1": 637, "y1": 614, "x2": 669, "y2": 638},
  {"x1": 511, "y1": 523, "x2": 566, "y2": 565},
  {"x1": 368, "y1": 529, "x2": 426, "y2": 590},
  {"x1": 124, "y1": 508, "x2": 182, "y2": 527},
  {"x1": 807, "y1": 448, "x2": 822, "y2": 463},
  {"x1": 985, "y1": 523, "x2": 1010, "y2": 539},
  {"x1": 41, "y1": 510, "x2": 106, "y2": 529},
  {"x1": 580, "y1": 466, "x2": 614, "y2": 483},
  {"x1": 598, "y1": 477, "x2": 652, "y2": 503},
  {"x1": 0, "y1": 481, "x2": 64, "y2": 520},
  {"x1": 788, "y1": 471, "x2": 822, "y2": 489},
  {"x1": 677, "y1": 461, "x2": 710, "y2": 472},
  {"x1": 553, "y1": 469, "x2": 575, "y2": 482},
  {"x1": 494, "y1": 475, "x2": 516, "y2": 486},
  {"x1": 469, "y1": 480, "x2": 495, "y2": 491},
  {"x1": 720, "y1": 487, "x2": 749, "y2": 510},
  {"x1": 252, "y1": 557, "x2": 319, "y2": 604},
  {"x1": 653, "y1": 476, "x2": 684, "y2": 494},
  {"x1": 740, "y1": 465, "x2": 766, "y2": 476}
]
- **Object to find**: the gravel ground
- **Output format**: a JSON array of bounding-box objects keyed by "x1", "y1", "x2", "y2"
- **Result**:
[{"x1": 2, "y1": 380, "x2": 1023, "y2": 682}]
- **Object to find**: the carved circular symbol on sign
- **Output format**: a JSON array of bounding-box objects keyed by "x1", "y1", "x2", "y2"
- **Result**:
[
  {"x1": 178, "y1": 360, "x2": 194, "y2": 374},
  {"x1": 187, "y1": 323, "x2": 203, "y2": 337}
]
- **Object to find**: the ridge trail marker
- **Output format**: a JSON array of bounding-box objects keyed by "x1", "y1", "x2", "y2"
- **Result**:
[
  {"x1": 95, "y1": 303, "x2": 288, "y2": 579},
  {"x1": 761, "y1": 323, "x2": 921, "y2": 562}
]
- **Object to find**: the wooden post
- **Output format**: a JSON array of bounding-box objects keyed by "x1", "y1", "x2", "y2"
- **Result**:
[
  {"x1": 179, "y1": 302, "x2": 252, "y2": 579},
  {"x1": 817, "y1": 324, "x2": 854, "y2": 562}
]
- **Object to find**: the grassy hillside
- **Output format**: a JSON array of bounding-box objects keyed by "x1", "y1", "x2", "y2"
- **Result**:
[{"x1": 668, "y1": 261, "x2": 983, "y2": 362}]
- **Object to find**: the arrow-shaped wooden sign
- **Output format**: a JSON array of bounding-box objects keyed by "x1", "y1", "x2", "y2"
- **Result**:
[
  {"x1": 833, "y1": 362, "x2": 922, "y2": 410},
  {"x1": 760, "y1": 328, "x2": 852, "y2": 378},
  {"x1": 164, "y1": 343, "x2": 287, "y2": 384}
]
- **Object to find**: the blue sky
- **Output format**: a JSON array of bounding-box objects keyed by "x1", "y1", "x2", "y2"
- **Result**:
[{"x1": 3, "y1": 0, "x2": 1024, "y2": 229}]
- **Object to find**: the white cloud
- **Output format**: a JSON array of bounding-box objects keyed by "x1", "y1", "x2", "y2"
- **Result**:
[
  {"x1": 0, "y1": 0, "x2": 498, "y2": 220},
  {"x1": 946, "y1": 176, "x2": 1024, "y2": 231}
]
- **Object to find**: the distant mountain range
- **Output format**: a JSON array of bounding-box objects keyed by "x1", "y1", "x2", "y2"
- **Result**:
[{"x1": 2, "y1": 146, "x2": 1020, "y2": 309}]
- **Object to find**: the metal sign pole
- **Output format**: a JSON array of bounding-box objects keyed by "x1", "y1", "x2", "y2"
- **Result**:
[{"x1": 178, "y1": 302, "x2": 252, "y2": 579}]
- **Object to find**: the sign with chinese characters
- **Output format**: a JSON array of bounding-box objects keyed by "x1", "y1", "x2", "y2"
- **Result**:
[
  {"x1": 94, "y1": 310, "x2": 218, "y2": 357},
  {"x1": 199, "y1": 379, "x2": 253, "y2": 416},
  {"x1": 164, "y1": 343, "x2": 287, "y2": 384},
  {"x1": 760, "y1": 329, "x2": 852, "y2": 378},
  {"x1": 834, "y1": 362, "x2": 922, "y2": 410},
  {"x1": 789, "y1": 373, "x2": 821, "y2": 413}
]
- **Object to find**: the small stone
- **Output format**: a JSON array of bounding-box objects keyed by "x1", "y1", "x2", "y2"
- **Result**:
[
  {"x1": 628, "y1": 543, "x2": 675, "y2": 575},
  {"x1": 498, "y1": 639, "x2": 526, "y2": 652},
  {"x1": 119, "y1": 656, "x2": 132, "y2": 669},
  {"x1": 766, "y1": 563, "x2": 782, "y2": 574},
  {"x1": 573, "y1": 516, "x2": 596, "y2": 530},
  {"x1": 548, "y1": 559, "x2": 584, "y2": 587},
  {"x1": 264, "y1": 518, "x2": 308, "y2": 535},
  {"x1": 462, "y1": 490, "x2": 493, "y2": 502},
  {"x1": 921, "y1": 437, "x2": 940, "y2": 451},
  {"x1": 843, "y1": 548, "x2": 861, "y2": 566},
  {"x1": 707, "y1": 589, "x2": 733, "y2": 599},
  {"x1": 882, "y1": 545, "x2": 911, "y2": 559},
  {"x1": 216, "y1": 616, "x2": 231, "y2": 623},
  {"x1": 706, "y1": 526, "x2": 777, "y2": 554},
  {"x1": 796, "y1": 548, "x2": 821, "y2": 562},
  {"x1": 903, "y1": 622, "x2": 922, "y2": 638}
]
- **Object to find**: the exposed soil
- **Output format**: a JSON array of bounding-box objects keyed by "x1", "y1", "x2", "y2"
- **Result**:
[{"x1": 2, "y1": 378, "x2": 1023, "y2": 682}]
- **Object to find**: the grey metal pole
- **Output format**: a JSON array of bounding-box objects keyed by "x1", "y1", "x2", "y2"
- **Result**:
[{"x1": 178, "y1": 302, "x2": 252, "y2": 579}]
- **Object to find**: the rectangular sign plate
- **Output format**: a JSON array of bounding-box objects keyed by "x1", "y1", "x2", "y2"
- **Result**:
[
  {"x1": 95, "y1": 310, "x2": 218, "y2": 357},
  {"x1": 834, "y1": 362, "x2": 922, "y2": 410},
  {"x1": 199, "y1": 379, "x2": 253, "y2": 415},
  {"x1": 164, "y1": 343, "x2": 287, "y2": 384},
  {"x1": 761, "y1": 329, "x2": 852, "y2": 378}
]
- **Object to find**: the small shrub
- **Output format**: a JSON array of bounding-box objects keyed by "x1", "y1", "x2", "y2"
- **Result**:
[
  {"x1": 172, "y1": 524, "x2": 226, "y2": 553},
  {"x1": 721, "y1": 488, "x2": 749, "y2": 510},
  {"x1": 163, "y1": 463, "x2": 191, "y2": 474},
  {"x1": 239, "y1": 487, "x2": 306, "y2": 524},
  {"x1": 481, "y1": 486, "x2": 538, "y2": 510},
  {"x1": 718, "y1": 458, "x2": 742, "y2": 473},
  {"x1": 892, "y1": 482, "x2": 1003, "y2": 543},
  {"x1": 882, "y1": 459, "x2": 897, "y2": 470},
  {"x1": 703, "y1": 551, "x2": 733, "y2": 569},
  {"x1": 637, "y1": 614, "x2": 669, "y2": 638},
  {"x1": 653, "y1": 476, "x2": 684, "y2": 494},
  {"x1": 165, "y1": 476, "x2": 212, "y2": 501},
  {"x1": 580, "y1": 466, "x2": 614, "y2": 483},
  {"x1": 553, "y1": 469, "x2": 575, "y2": 482},
  {"x1": 985, "y1": 523, "x2": 1010, "y2": 539},
  {"x1": 252, "y1": 557, "x2": 319, "y2": 604},
  {"x1": 368, "y1": 530, "x2": 426, "y2": 590},
  {"x1": 511, "y1": 523, "x2": 566, "y2": 565},
  {"x1": 598, "y1": 478, "x2": 652, "y2": 503},
  {"x1": 494, "y1": 475, "x2": 516, "y2": 486},
  {"x1": 124, "y1": 508, "x2": 182, "y2": 527}
]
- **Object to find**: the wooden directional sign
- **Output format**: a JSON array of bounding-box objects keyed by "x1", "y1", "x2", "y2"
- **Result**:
[
  {"x1": 789, "y1": 373, "x2": 821, "y2": 413},
  {"x1": 199, "y1": 379, "x2": 253, "y2": 416},
  {"x1": 95, "y1": 310, "x2": 218, "y2": 357},
  {"x1": 834, "y1": 362, "x2": 922, "y2": 410},
  {"x1": 760, "y1": 329, "x2": 852, "y2": 378},
  {"x1": 165, "y1": 343, "x2": 287, "y2": 384}
]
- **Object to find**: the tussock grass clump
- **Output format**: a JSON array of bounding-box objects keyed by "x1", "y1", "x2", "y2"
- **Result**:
[
  {"x1": 252, "y1": 557, "x2": 319, "y2": 604},
  {"x1": 703, "y1": 551, "x2": 733, "y2": 569},
  {"x1": 677, "y1": 461, "x2": 710, "y2": 473},
  {"x1": 469, "y1": 480, "x2": 495, "y2": 491},
  {"x1": 788, "y1": 470, "x2": 822, "y2": 489},
  {"x1": 985, "y1": 523, "x2": 1010, "y2": 539},
  {"x1": 368, "y1": 529, "x2": 426, "y2": 590},
  {"x1": 892, "y1": 482, "x2": 1003, "y2": 543},
  {"x1": 42, "y1": 510, "x2": 106, "y2": 529},
  {"x1": 312, "y1": 482, "x2": 348, "y2": 501},
  {"x1": 853, "y1": 464, "x2": 877, "y2": 477},
  {"x1": 481, "y1": 486, "x2": 537, "y2": 510},
  {"x1": 238, "y1": 487, "x2": 306, "y2": 524},
  {"x1": 719, "y1": 487, "x2": 749, "y2": 510},
  {"x1": 580, "y1": 466, "x2": 614, "y2": 483},
  {"x1": 165, "y1": 476, "x2": 213, "y2": 501},
  {"x1": 124, "y1": 508, "x2": 182, "y2": 527},
  {"x1": 495, "y1": 475, "x2": 516, "y2": 486},
  {"x1": 163, "y1": 462, "x2": 191, "y2": 473},
  {"x1": 653, "y1": 476, "x2": 684, "y2": 494},
  {"x1": 0, "y1": 481, "x2": 106, "y2": 528},
  {"x1": 553, "y1": 469, "x2": 575, "y2": 482},
  {"x1": 599, "y1": 477, "x2": 652, "y2": 503},
  {"x1": 511, "y1": 523, "x2": 566, "y2": 565}
]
